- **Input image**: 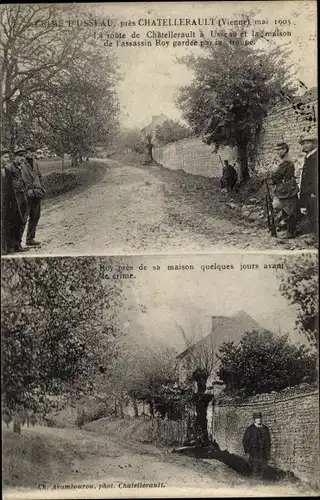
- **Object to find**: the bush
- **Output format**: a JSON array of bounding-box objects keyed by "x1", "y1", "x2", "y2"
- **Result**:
[
  {"x1": 155, "y1": 119, "x2": 192, "y2": 145},
  {"x1": 217, "y1": 330, "x2": 317, "y2": 396},
  {"x1": 43, "y1": 172, "x2": 79, "y2": 198},
  {"x1": 75, "y1": 403, "x2": 112, "y2": 427}
]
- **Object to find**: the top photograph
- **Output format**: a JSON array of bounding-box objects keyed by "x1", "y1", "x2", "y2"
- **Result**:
[{"x1": 1, "y1": 1, "x2": 318, "y2": 256}]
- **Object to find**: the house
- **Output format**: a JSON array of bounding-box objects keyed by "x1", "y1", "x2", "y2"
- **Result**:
[
  {"x1": 176, "y1": 310, "x2": 267, "y2": 390},
  {"x1": 140, "y1": 113, "x2": 169, "y2": 141}
]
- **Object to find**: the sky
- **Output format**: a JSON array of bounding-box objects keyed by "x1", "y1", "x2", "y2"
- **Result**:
[
  {"x1": 89, "y1": 1, "x2": 318, "y2": 129},
  {"x1": 101, "y1": 254, "x2": 311, "y2": 353}
]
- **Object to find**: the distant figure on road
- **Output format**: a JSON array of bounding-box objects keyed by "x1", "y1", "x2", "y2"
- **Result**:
[
  {"x1": 243, "y1": 411, "x2": 271, "y2": 478},
  {"x1": 21, "y1": 145, "x2": 46, "y2": 247},
  {"x1": 220, "y1": 160, "x2": 238, "y2": 191},
  {"x1": 143, "y1": 134, "x2": 155, "y2": 165},
  {"x1": 299, "y1": 134, "x2": 318, "y2": 235}
]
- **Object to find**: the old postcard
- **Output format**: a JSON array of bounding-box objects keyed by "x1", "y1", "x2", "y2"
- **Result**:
[
  {"x1": 1, "y1": 254, "x2": 318, "y2": 497},
  {"x1": 1, "y1": 2, "x2": 319, "y2": 500},
  {"x1": 0, "y1": 1, "x2": 318, "y2": 256}
]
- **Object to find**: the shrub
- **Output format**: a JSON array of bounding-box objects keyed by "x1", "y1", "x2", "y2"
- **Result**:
[{"x1": 217, "y1": 330, "x2": 317, "y2": 396}]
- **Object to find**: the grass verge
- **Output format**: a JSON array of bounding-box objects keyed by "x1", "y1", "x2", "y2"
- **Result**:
[
  {"x1": 2, "y1": 427, "x2": 72, "y2": 488},
  {"x1": 42, "y1": 161, "x2": 107, "y2": 199}
]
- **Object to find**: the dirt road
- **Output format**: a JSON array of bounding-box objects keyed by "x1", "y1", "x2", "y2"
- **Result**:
[
  {"x1": 20, "y1": 159, "x2": 315, "y2": 256},
  {"x1": 4, "y1": 425, "x2": 309, "y2": 499}
]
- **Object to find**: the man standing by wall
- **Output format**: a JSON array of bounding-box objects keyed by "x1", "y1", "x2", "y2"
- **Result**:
[
  {"x1": 220, "y1": 160, "x2": 238, "y2": 191},
  {"x1": 21, "y1": 145, "x2": 46, "y2": 247},
  {"x1": 299, "y1": 135, "x2": 318, "y2": 236},
  {"x1": 270, "y1": 142, "x2": 299, "y2": 239},
  {"x1": 242, "y1": 411, "x2": 271, "y2": 478}
]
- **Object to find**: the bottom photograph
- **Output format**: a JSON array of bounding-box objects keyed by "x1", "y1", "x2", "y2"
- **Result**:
[{"x1": 1, "y1": 253, "x2": 319, "y2": 499}]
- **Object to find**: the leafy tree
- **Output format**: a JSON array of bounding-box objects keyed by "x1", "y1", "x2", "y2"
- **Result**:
[
  {"x1": 17, "y1": 73, "x2": 119, "y2": 166},
  {"x1": 217, "y1": 330, "x2": 317, "y2": 397},
  {"x1": 124, "y1": 344, "x2": 180, "y2": 417},
  {"x1": 115, "y1": 128, "x2": 145, "y2": 154},
  {"x1": 176, "y1": 22, "x2": 297, "y2": 182},
  {"x1": 1, "y1": 257, "x2": 123, "y2": 432},
  {"x1": 278, "y1": 254, "x2": 318, "y2": 348},
  {"x1": 0, "y1": 5, "x2": 120, "y2": 154},
  {"x1": 154, "y1": 119, "x2": 192, "y2": 145}
]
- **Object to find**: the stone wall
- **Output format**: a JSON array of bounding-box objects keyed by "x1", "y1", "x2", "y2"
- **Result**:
[
  {"x1": 211, "y1": 387, "x2": 319, "y2": 486},
  {"x1": 153, "y1": 95, "x2": 317, "y2": 178},
  {"x1": 153, "y1": 138, "x2": 236, "y2": 178}
]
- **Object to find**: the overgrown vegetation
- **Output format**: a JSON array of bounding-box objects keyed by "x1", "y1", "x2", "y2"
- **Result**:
[
  {"x1": 278, "y1": 254, "x2": 318, "y2": 349},
  {"x1": 1, "y1": 5, "x2": 120, "y2": 163},
  {"x1": 2, "y1": 428, "x2": 72, "y2": 488},
  {"x1": 42, "y1": 161, "x2": 106, "y2": 198},
  {"x1": 176, "y1": 15, "x2": 297, "y2": 182},
  {"x1": 1, "y1": 257, "x2": 123, "y2": 433},
  {"x1": 154, "y1": 119, "x2": 192, "y2": 145},
  {"x1": 217, "y1": 330, "x2": 317, "y2": 397}
]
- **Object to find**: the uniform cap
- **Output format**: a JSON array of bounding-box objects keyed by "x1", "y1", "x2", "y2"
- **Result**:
[
  {"x1": 275, "y1": 142, "x2": 289, "y2": 150},
  {"x1": 25, "y1": 145, "x2": 37, "y2": 152},
  {"x1": 14, "y1": 148, "x2": 27, "y2": 155},
  {"x1": 299, "y1": 134, "x2": 317, "y2": 144}
]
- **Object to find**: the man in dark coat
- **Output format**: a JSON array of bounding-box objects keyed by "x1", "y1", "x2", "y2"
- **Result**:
[
  {"x1": 220, "y1": 160, "x2": 238, "y2": 191},
  {"x1": 1, "y1": 148, "x2": 28, "y2": 253},
  {"x1": 243, "y1": 411, "x2": 271, "y2": 478},
  {"x1": 299, "y1": 135, "x2": 318, "y2": 235},
  {"x1": 271, "y1": 142, "x2": 299, "y2": 238},
  {"x1": 20, "y1": 145, "x2": 46, "y2": 246}
]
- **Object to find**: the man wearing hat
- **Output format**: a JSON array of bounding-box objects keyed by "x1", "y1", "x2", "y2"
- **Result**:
[
  {"x1": 242, "y1": 411, "x2": 271, "y2": 478},
  {"x1": 1, "y1": 148, "x2": 28, "y2": 253},
  {"x1": 270, "y1": 142, "x2": 300, "y2": 238},
  {"x1": 1, "y1": 148, "x2": 15, "y2": 253},
  {"x1": 20, "y1": 145, "x2": 46, "y2": 246},
  {"x1": 13, "y1": 148, "x2": 30, "y2": 250},
  {"x1": 220, "y1": 160, "x2": 238, "y2": 191},
  {"x1": 299, "y1": 134, "x2": 318, "y2": 235}
]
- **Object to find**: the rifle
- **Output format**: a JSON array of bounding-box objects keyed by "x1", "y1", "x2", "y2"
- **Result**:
[{"x1": 265, "y1": 178, "x2": 277, "y2": 238}]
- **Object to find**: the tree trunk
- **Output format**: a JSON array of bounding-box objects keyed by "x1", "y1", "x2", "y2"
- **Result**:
[
  {"x1": 132, "y1": 399, "x2": 139, "y2": 417},
  {"x1": 71, "y1": 154, "x2": 78, "y2": 168},
  {"x1": 118, "y1": 401, "x2": 125, "y2": 419},
  {"x1": 194, "y1": 395, "x2": 212, "y2": 446},
  {"x1": 193, "y1": 374, "x2": 213, "y2": 447},
  {"x1": 149, "y1": 400, "x2": 154, "y2": 417},
  {"x1": 13, "y1": 414, "x2": 21, "y2": 434},
  {"x1": 237, "y1": 141, "x2": 250, "y2": 183},
  {"x1": 61, "y1": 154, "x2": 65, "y2": 173}
]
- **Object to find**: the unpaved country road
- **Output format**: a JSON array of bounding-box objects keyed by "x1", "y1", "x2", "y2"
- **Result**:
[
  {"x1": 4, "y1": 425, "x2": 310, "y2": 499},
  {"x1": 20, "y1": 159, "x2": 313, "y2": 256},
  {"x1": 33, "y1": 160, "x2": 218, "y2": 255}
]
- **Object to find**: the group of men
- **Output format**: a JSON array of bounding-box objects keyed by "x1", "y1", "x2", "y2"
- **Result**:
[
  {"x1": 268, "y1": 134, "x2": 318, "y2": 239},
  {"x1": 1, "y1": 146, "x2": 45, "y2": 254},
  {"x1": 219, "y1": 134, "x2": 317, "y2": 239}
]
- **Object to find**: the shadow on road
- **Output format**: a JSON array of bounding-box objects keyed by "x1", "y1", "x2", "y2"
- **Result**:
[{"x1": 172, "y1": 445, "x2": 297, "y2": 483}]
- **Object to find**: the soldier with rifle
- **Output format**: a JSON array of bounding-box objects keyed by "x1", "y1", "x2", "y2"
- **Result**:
[
  {"x1": 264, "y1": 177, "x2": 277, "y2": 238},
  {"x1": 265, "y1": 142, "x2": 299, "y2": 239}
]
